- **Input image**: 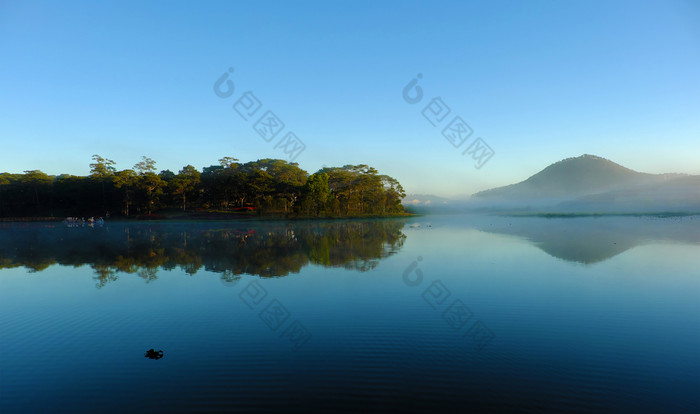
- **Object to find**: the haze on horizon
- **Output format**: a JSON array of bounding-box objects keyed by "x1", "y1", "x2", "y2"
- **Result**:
[{"x1": 1, "y1": 0, "x2": 698, "y2": 198}]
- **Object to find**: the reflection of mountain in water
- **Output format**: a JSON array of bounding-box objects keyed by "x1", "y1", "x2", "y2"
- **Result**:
[
  {"x1": 0, "y1": 220, "x2": 407, "y2": 287},
  {"x1": 476, "y1": 216, "x2": 700, "y2": 264}
]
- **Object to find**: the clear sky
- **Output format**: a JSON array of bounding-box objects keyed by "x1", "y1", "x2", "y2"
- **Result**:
[{"x1": 1, "y1": 0, "x2": 698, "y2": 197}]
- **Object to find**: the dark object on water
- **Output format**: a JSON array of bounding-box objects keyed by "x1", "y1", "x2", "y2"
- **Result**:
[{"x1": 144, "y1": 349, "x2": 164, "y2": 360}]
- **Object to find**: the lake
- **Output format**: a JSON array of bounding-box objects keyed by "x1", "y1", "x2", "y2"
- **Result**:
[{"x1": 1, "y1": 215, "x2": 698, "y2": 413}]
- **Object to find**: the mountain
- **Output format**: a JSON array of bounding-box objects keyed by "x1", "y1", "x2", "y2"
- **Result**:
[
  {"x1": 560, "y1": 174, "x2": 700, "y2": 212},
  {"x1": 471, "y1": 154, "x2": 700, "y2": 213},
  {"x1": 473, "y1": 154, "x2": 653, "y2": 198}
]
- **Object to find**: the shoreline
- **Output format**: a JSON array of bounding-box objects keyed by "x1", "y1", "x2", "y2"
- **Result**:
[{"x1": 0, "y1": 211, "x2": 419, "y2": 223}]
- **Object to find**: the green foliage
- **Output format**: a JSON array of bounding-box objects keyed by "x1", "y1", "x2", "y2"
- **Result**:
[
  {"x1": 0, "y1": 156, "x2": 407, "y2": 218},
  {"x1": 316, "y1": 165, "x2": 405, "y2": 215},
  {"x1": 89, "y1": 155, "x2": 116, "y2": 178},
  {"x1": 21, "y1": 170, "x2": 52, "y2": 214},
  {"x1": 113, "y1": 169, "x2": 137, "y2": 216},
  {"x1": 301, "y1": 173, "x2": 331, "y2": 215},
  {"x1": 134, "y1": 156, "x2": 157, "y2": 175},
  {"x1": 170, "y1": 165, "x2": 201, "y2": 211},
  {"x1": 218, "y1": 156, "x2": 239, "y2": 169}
]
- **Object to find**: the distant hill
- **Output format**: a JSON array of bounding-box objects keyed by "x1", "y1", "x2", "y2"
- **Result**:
[
  {"x1": 560, "y1": 174, "x2": 700, "y2": 212},
  {"x1": 471, "y1": 154, "x2": 700, "y2": 213},
  {"x1": 473, "y1": 154, "x2": 653, "y2": 198}
]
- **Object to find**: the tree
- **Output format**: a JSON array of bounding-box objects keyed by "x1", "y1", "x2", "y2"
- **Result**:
[
  {"x1": 0, "y1": 173, "x2": 11, "y2": 216},
  {"x1": 219, "y1": 156, "x2": 239, "y2": 169},
  {"x1": 301, "y1": 173, "x2": 330, "y2": 215},
  {"x1": 159, "y1": 169, "x2": 175, "y2": 182},
  {"x1": 170, "y1": 165, "x2": 201, "y2": 211},
  {"x1": 89, "y1": 155, "x2": 116, "y2": 215},
  {"x1": 89, "y1": 155, "x2": 116, "y2": 177},
  {"x1": 133, "y1": 157, "x2": 165, "y2": 215},
  {"x1": 113, "y1": 169, "x2": 137, "y2": 216},
  {"x1": 251, "y1": 159, "x2": 307, "y2": 213},
  {"x1": 319, "y1": 166, "x2": 358, "y2": 215},
  {"x1": 245, "y1": 169, "x2": 275, "y2": 209},
  {"x1": 200, "y1": 161, "x2": 240, "y2": 210},
  {"x1": 200, "y1": 165, "x2": 224, "y2": 208},
  {"x1": 381, "y1": 175, "x2": 406, "y2": 213},
  {"x1": 219, "y1": 157, "x2": 241, "y2": 208},
  {"x1": 0, "y1": 157, "x2": 406, "y2": 218},
  {"x1": 53, "y1": 174, "x2": 93, "y2": 217},
  {"x1": 316, "y1": 164, "x2": 403, "y2": 215},
  {"x1": 134, "y1": 156, "x2": 157, "y2": 175},
  {"x1": 22, "y1": 170, "x2": 52, "y2": 215},
  {"x1": 138, "y1": 174, "x2": 165, "y2": 215}
]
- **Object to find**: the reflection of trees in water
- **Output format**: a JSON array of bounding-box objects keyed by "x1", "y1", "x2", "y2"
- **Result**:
[{"x1": 0, "y1": 221, "x2": 406, "y2": 287}]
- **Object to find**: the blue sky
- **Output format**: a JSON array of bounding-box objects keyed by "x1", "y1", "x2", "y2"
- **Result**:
[{"x1": 1, "y1": 0, "x2": 698, "y2": 197}]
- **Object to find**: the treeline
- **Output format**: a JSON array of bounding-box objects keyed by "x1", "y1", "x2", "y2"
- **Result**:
[{"x1": 0, "y1": 156, "x2": 406, "y2": 218}]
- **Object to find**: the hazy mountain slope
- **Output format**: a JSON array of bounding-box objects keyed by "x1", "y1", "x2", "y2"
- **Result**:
[
  {"x1": 560, "y1": 174, "x2": 700, "y2": 212},
  {"x1": 474, "y1": 154, "x2": 651, "y2": 198},
  {"x1": 469, "y1": 154, "x2": 700, "y2": 213}
]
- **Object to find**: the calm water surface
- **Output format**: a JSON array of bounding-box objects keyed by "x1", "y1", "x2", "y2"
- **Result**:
[{"x1": 1, "y1": 215, "x2": 698, "y2": 413}]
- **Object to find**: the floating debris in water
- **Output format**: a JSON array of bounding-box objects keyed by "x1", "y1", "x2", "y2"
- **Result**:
[{"x1": 144, "y1": 349, "x2": 163, "y2": 360}]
